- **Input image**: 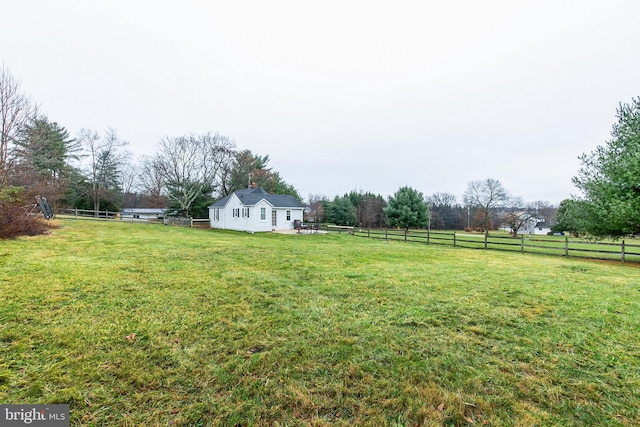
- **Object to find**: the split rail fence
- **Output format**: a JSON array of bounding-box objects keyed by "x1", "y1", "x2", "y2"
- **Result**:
[
  {"x1": 56, "y1": 208, "x2": 209, "y2": 228},
  {"x1": 50, "y1": 211, "x2": 640, "y2": 263},
  {"x1": 349, "y1": 227, "x2": 640, "y2": 263}
]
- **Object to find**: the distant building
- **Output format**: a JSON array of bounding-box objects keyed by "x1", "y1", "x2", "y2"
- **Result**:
[
  {"x1": 120, "y1": 208, "x2": 166, "y2": 221},
  {"x1": 533, "y1": 221, "x2": 552, "y2": 235},
  {"x1": 500, "y1": 214, "x2": 553, "y2": 235}
]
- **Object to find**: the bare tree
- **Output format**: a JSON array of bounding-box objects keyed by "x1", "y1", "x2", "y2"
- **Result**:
[
  {"x1": 306, "y1": 193, "x2": 326, "y2": 224},
  {"x1": 78, "y1": 128, "x2": 129, "y2": 214},
  {"x1": 501, "y1": 196, "x2": 536, "y2": 237},
  {"x1": 355, "y1": 193, "x2": 386, "y2": 228},
  {"x1": 139, "y1": 155, "x2": 166, "y2": 207},
  {"x1": 0, "y1": 64, "x2": 38, "y2": 187},
  {"x1": 428, "y1": 192, "x2": 457, "y2": 207},
  {"x1": 154, "y1": 132, "x2": 235, "y2": 217},
  {"x1": 531, "y1": 200, "x2": 557, "y2": 225},
  {"x1": 203, "y1": 133, "x2": 236, "y2": 193},
  {"x1": 463, "y1": 178, "x2": 509, "y2": 235},
  {"x1": 120, "y1": 160, "x2": 138, "y2": 196},
  {"x1": 428, "y1": 192, "x2": 464, "y2": 230}
]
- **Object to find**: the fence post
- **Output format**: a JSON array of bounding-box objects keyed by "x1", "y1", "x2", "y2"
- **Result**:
[
  {"x1": 404, "y1": 229, "x2": 407, "y2": 242},
  {"x1": 74, "y1": 207, "x2": 78, "y2": 219},
  {"x1": 385, "y1": 228, "x2": 388, "y2": 241},
  {"x1": 105, "y1": 210, "x2": 108, "y2": 221},
  {"x1": 367, "y1": 227, "x2": 370, "y2": 238},
  {"x1": 621, "y1": 240, "x2": 625, "y2": 263},
  {"x1": 521, "y1": 235, "x2": 524, "y2": 253},
  {"x1": 427, "y1": 228, "x2": 430, "y2": 245},
  {"x1": 453, "y1": 233, "x2": 456, "y2": 247},
  {"x1": 484, "y1": 233, "x2": 488, "y2": 249},
  {"x1": 564, "y1": 238, "x2": 569, "y2": 257}
]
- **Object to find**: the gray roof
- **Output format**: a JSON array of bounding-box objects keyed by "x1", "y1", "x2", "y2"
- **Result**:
[{"x1": 209, "y1": 187, "x2": 303, "y2": 208}]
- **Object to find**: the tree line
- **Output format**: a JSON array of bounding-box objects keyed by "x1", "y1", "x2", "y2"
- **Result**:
[
  {"x1": 317, "y1": 182, "x2": 556, "y2": 237},
  {"x1": 0, "y1": 65, "x2": 300, "y2": 233},
  {"x1": 277, "y1": 95, "x2": 640, "y2": 240},
  {"x1": 315, "y1": 97, "x2": 640, "y2": 240},
  {"x1": 0, "y1": 64, "x2": 556, "y2": 236},
  {"x1": 4, "y1": 64, "x2": 638, "y2": 239}
]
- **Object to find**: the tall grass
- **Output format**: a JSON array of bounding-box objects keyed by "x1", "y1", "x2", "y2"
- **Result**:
[{"x1": 1, "y1": 220, "x2": 639, "y2": 426}]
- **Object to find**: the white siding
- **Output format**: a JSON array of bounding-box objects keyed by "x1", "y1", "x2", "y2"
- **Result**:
[
  {"x1": 222, "y1": 195, "x2": 251, "y2": 232},
  {"x1": 209, "y1": 195, "x2": 304, "y2": 232},
  {"x1": 273, "y1": 207, "x2": 304, "y2": 230},
  {"x1": 533, "y1": 226, "x2": 551, "y2": 235},
  {"x1": 252, "y1": 200, "x2": 274, "y2": 232}
]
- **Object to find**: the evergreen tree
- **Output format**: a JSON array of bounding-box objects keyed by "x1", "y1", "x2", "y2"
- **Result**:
[
  {"x1": 224, "y1": 149, "x2": 302, "y2": 201},
  {"x1": 572, "y1": 97, "x2": 640, "y2": 237},
  {"x1": 13, "y1": 116, "x2": 79, "y2": 209},
  {"x1": 552, "y1": 199, "x2": 592, "y2": 237},
  {"x1": 225, "y1": 150, "x2": 270, "y2": 194},
  {"x1": 384, "y1": 186, "x2": 430, "y2": 230},
  {"x1": 345, "y1": 190, "x2": 386, "y2": 227},
  {"x1": 325, "y1": 195, "x2": 356, "y2": 226}
]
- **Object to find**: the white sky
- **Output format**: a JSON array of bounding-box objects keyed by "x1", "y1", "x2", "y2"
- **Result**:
[{"x1": 2, "y1": 0, "x2": 639, "y2": 204}]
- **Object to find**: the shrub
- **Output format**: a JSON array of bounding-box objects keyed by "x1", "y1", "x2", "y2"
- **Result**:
[{"x1": 0, "y1": 187, "x2": 52, "y2": 239}]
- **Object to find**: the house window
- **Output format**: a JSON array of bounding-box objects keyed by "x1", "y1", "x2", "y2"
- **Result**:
[
  {"x1": 242, "y1": 207, "x2": 250, "y2": 218},
  {"x1": 233, "y1": 208, "x2": 240, "y2": 218},
  {"x1": 260, "y1": 207, "x2": 266, "y2": 221},
  {"x1": 212, "y1": 208, "x2": 219, "y2": 221},
  {"x1": 286, "y1": 210, "x2": 291, "y2": 221}
]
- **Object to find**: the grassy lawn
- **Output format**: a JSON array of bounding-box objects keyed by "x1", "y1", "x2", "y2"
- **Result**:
[{"x1": 1, "y1": 220, "x2": 639, "y2": 426}]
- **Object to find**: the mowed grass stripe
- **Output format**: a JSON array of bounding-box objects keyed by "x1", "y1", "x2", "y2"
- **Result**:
[{"x1": 1, "y1": 220, "x2": 639, "y2": 426}]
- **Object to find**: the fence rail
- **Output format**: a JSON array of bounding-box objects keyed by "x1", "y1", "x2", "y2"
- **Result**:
[
  {"x1": 56, "y1": 209, "x2": 208, "y2": 228},
  {"x1": 51, "y1": 212, "x2": 640, "y2": 263},
  {"x1": 322, "y1": 225, "x2": 355, "y2": 234},
  {"x1": 57, "y1": 208, "x2": 120, "y2": 220},
  {"x1": 352, "y1": 227, "x2": 640, "y2": 263}
]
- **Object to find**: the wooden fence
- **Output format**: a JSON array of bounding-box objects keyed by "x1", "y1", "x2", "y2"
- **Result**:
[
  {"x1": 322, "y1": 225, "x2": 355, "y2": 234},
  {"x1": 49, "y1": 213, "x2": 640, "y2": 263},
  {"x1": 351, "y1": 227, "x2": 640, "y2": 263},
  {"x1": 56, "y1": 208, "x2": 208, "y2": 228}
]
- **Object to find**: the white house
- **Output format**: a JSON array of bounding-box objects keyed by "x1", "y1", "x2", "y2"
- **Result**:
[
  {"x1": 533, "y1": 221, "x2": 552, "y2": 235},
  {"x1": 208, "y1": 187, "x2": 304, "y2": 232},
  {"x1": 500, "y1": 213, "x2": 553, "y2": 236}
]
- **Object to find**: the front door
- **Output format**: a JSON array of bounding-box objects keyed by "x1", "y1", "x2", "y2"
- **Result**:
[{"x1": 272, "y1": 210, "x2": 277, "y2": 227}]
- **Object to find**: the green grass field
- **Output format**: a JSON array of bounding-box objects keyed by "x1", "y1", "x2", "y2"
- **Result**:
[{"x1": 1, "y1": 220, "x2": 639, "y2": 426}]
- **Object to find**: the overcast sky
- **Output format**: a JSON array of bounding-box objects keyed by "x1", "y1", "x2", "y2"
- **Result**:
[{"x1": 2, "y1": 0, "x2": 639, "y2": 204}]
